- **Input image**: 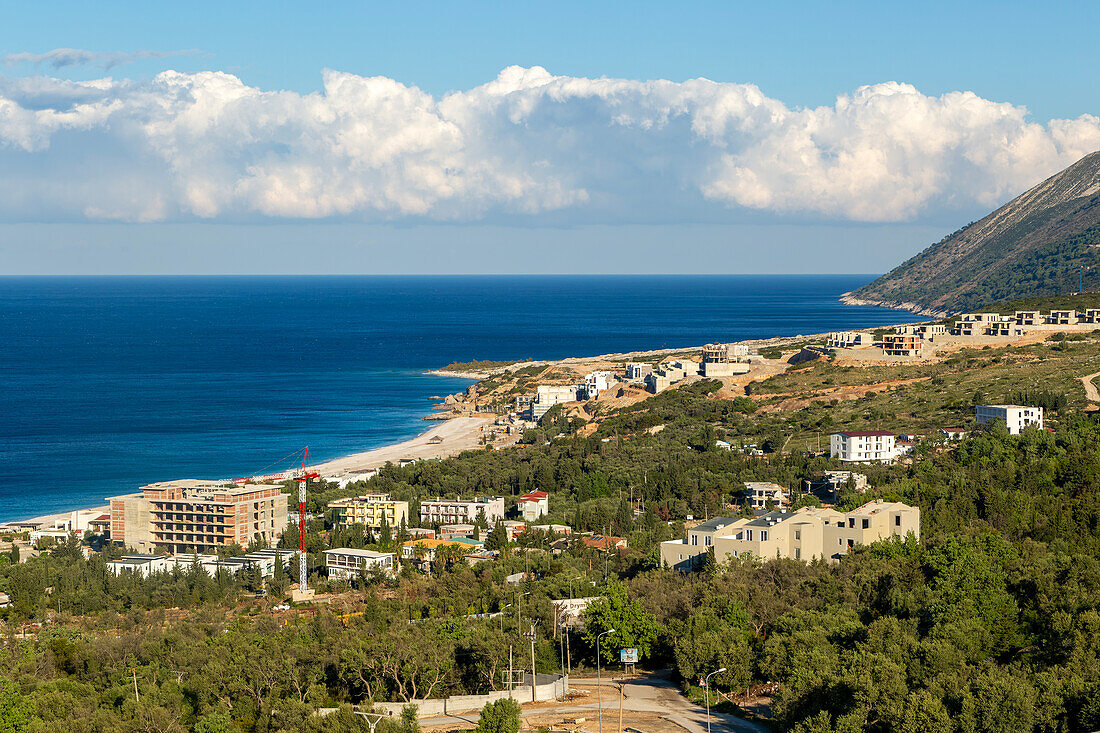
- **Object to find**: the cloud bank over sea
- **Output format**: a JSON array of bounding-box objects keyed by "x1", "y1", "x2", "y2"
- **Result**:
[{"x1": 1, "y1": 65, "x2": 1098, "y2": 224}]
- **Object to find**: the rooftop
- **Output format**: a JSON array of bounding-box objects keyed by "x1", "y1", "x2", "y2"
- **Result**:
[
  {"x1": 323, "y1": 548, "x2": 395, "y2": 559},
  {"x1": 833, "y1": 430, "x2": 895, "y2": 438},
  {"x1": 692, "y1": 516, "x2": 739, "y2": 532}
]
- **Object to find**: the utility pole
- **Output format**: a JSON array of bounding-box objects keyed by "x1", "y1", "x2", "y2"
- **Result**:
[
  {"x1": 558, "y1": 621, "x2": 567, "y2": 700},
  {"x1": 527, "y1": 622, "x2": 538, "y2": 703},
  {"x1": 508, "y1": 645, "x2": 514, "y2": 700},
  {"x1": 596, "y1": 628, "x2": 616, "y2": 733},
  {"x1": 619, "y1": 683, "x2": 624, "y2": 733},
  {"x1": 354, "y1": 711, "x2": 386, "y2": 733},
  {"x1": 132, "y1": 669, "x2": 140, "y2": 703}
]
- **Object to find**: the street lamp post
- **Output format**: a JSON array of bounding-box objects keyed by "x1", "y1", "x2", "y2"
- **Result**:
[
  {"x1": 597, "y1": 628, "x2": 616, "y2": 733},
  {"x1": 500, "y1": 604, "x2": 512, "y2": 633},
  {"x1": 704, "y1": 668, "x2": 726, "y2": 733}
]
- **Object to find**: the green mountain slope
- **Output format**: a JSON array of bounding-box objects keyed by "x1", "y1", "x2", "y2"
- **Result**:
[{"x1": 846, "y1": 151, "x2": 1100, "y2": 316}]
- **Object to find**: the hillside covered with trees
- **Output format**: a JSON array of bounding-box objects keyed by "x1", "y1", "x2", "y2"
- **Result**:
[{"x1": 5, "y1": 334, "x2": 1100, "y2": 731}]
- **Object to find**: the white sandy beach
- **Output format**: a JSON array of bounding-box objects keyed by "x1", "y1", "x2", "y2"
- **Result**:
[
  {"x1": 310, "y1": 415, "x2": 496, "y2": 477},
  {"x1": 5, "y1": 417, "x2": 495, "y2": 526}
]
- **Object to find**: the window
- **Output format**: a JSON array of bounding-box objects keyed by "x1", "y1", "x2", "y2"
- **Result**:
[
  {"x1": 895, "y1": 515, "x2": 901, "y2": 526},
  {"x1": 760, "y1": 530, "x2": 768, "y2": 541},
  {"x1": 704, "y1": 536, "x2": 711, "y2": 546},
  {"x1": 794, "y1": 529, "x2": 801, "y2": 540},
  {"x1": 691, "y1": 534, "x2": 698, "y2": 546},
  {"x1": 862, "y1": 519, "x2": 870, "y2": 529},
  {"x1": 794, "y1": 548, "x2": 801, "y2": 559},
  {"x1": 746, "y1": 530, "x2": 753, "y2": 541},
  {"x1": 847, "y1": 539, "x2": 854, "y2": 548}
]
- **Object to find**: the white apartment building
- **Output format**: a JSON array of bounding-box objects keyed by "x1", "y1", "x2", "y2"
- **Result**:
[
  {"x1": 323, "y1": 548, "x2": 395, "y2": 581},
  {"x1": 420, "y1": 496, "x2": 505, "y2": 525},
  {"x1": 830, "y1": 431, "x2": 899, "y2": 463},
  {"x1": 660, "y1": 501, "x2": 919, "y2": 570},
  {"x1": 975, "y1": 404, "x2": 1044, "y2": 435},
  {"x1": 625, "y1": 363, "x2": 653, "y2": 381},
  {"x1": 531, "y1": 385, "x2": 579, "y2": 419}
]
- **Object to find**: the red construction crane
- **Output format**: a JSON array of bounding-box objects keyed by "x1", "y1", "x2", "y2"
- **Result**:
[
  {"x1": 231, "y1": 446, "x2": 318, "y2": 595},
  {"x1": 294, "y1": 448, "x2": 320, "y2": 596}
]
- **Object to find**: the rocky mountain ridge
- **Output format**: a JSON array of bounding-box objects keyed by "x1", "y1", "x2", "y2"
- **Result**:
[{"x1": 848, "y1": 151, "x2": 1100, "y2": 315}]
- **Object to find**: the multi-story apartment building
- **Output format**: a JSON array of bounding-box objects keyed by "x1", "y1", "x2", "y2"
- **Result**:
[
  {"x1": 328, "y1": 494, "x2": 409, "y2": 530},
  {"x1": 420, "y1": 496, "x2": 505, "y2": 526},
  {"x1": 660, "y1": 501, "x2": 920, "y2": 570},
  {"x1": 659, "y1": 517, "x2": 742, "y2": 571},
  {"x1": 516, "y1": 490, "x2": 549, "y2": 521},
  {"x1": 531, "y1": 385, "x2": 580, "y2": 419},
  {"x1": 107, "y1": 480, "x2": 288, "y2": 554},
  {"x1": 830, "y1": 430, "x2": 899, "y2": 463},
  {"x1": 975, "y1": 404, "x2": 1044, "y2": 435}
]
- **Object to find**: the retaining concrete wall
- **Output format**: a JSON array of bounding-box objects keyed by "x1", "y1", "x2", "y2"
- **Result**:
[{"x1": 369, "y1": 676, "x2": 569, "y2": 717}]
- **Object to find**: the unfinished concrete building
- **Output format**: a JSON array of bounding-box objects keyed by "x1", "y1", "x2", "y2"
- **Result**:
[{"x1": 108, "y1": 480, "x2": 288, "y2": 554}]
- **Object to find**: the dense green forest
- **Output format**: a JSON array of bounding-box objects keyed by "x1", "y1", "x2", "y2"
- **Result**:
[{"x1": 6, "y1": 342, "x2": 1100, "y2": 731}]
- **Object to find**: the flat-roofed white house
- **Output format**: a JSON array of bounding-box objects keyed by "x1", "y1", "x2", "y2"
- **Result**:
[
  {"x1": 830, "y1": 430, "x2": 899, "y2": 463},
  {"x1": 323, "y1": 548, "x2": 395, "y2": 581},
  {"x1": 975, "y1": 405, "x2": 1044, "y2": 435},
  {"x1": 743, "y1": 482, "x2": 789, "y2": 509},
  {"x1": 826, "y1": 331, "x2": 874, "y2": 349},
  {"x1": 106, "y1": 554, "x2": 171, "y2": 577}
]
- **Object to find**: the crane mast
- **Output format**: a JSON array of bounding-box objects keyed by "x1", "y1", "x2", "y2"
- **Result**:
[{"x1": 296, "y1": 448, "x2": 317, "y2": 595}]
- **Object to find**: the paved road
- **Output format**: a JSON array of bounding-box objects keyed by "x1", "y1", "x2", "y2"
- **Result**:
[{"x1": 418, "y1": 674, "x2": 768, "y2": 733}]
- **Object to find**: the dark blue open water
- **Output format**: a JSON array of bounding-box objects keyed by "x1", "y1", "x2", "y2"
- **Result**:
[{"x1": 0, "y1": 275, "x2": 919, "y2": 521}]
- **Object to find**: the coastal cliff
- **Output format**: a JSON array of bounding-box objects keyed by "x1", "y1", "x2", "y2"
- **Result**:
[{"x1": 848, "y1": 150, "x2": 1100, "y2": 315}]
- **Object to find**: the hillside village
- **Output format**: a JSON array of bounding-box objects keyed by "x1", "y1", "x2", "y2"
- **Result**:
[{"x1": 5, "y1": 296, "x2": 1100, "y2": 732}]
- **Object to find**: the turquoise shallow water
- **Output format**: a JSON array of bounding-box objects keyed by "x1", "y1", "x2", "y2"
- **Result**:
[{"x1": 0, "y1": 275, "x2": 920, "y2": 521}]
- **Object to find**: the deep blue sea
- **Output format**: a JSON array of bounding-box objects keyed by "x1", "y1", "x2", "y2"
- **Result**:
[{"x1": 0, "y1": 275, "x2": 920, "y2": 521}]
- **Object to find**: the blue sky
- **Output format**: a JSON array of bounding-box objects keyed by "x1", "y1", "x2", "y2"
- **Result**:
[{"x1": 1, "y1": 1, "x2": 1098, "y2": 274}]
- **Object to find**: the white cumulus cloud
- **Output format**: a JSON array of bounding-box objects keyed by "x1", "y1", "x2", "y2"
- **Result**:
[{"x1": 0, "y1": 65, "x2": 1096, "y2": 224}]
